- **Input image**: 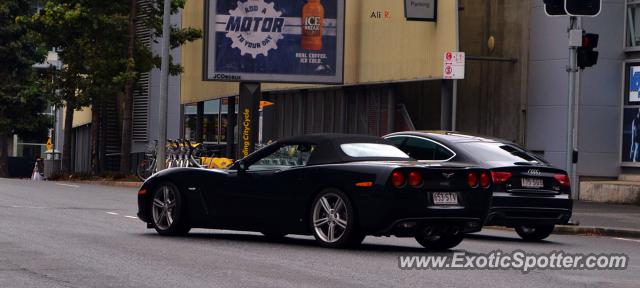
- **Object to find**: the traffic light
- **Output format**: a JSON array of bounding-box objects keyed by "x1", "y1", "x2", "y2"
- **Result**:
[
  {"x1": 577, "y1": 33, "x2": 599, "y2": 69},
  {"x1": 544, "y1": 0, "x2": 566, "y2": 16},
  {"x1": 565, "y1": 0, "x2": 601, "y2": 17}
]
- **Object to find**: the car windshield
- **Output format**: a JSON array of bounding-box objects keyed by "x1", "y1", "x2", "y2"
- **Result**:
[
  {"x1": 457, "y1": 142, "x2": 547, "y2": 165},
  {"x1": 340, "y1": 143, "x2": 410, "y2": 158}
]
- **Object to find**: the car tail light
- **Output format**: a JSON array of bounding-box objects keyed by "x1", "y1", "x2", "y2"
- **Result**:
[
  {"x1": 408, "y1": 171, "x2": 423, "y2": 188},
  {"x1": 479, "y1": 172, "x2": 491, "y2": 188},
  {"x1": 491, "y1": 171, "x2": 512, "y2": 184},
  {"x1": 467, "y1": 172, "x2": 478, "y2": 188},
  {"x1": 391, "y1": 171, "x2": 405, "y2": 188},
  {"x1": 554, "y1": 174, "x2": 571, "y2": 188},
  {"x1": 138, "y1": 188, "x2": 147, "y2": 196}
]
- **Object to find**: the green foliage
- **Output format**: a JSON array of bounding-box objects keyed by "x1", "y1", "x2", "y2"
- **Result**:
[
  {"x1": 0, "y1": 0, "x2": 50, "y2": 139},
  {"x1": 24, "y1": 0, "x2": 202, "y2": 107}
]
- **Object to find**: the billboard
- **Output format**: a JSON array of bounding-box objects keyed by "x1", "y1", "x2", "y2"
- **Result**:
[
  {"x1": 628, "y1": 64, "x2": 640, "y2": 104},
  {"x1": 622, "y1": 107, "x2": 640, "y2": 163},
  {"x1": 622, "y1": 61, "x2": 640, "y2": 166},
  {"x1": 204, "y1": 0, "x2": 345, "y2": 84}
]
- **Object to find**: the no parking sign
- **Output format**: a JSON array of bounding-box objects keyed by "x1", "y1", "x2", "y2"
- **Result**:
[{"x1": 443, "y1": 51, "x2": 465, "y2": 79}]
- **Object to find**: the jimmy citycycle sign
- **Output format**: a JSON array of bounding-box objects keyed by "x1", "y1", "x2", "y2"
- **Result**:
[{"x1": 204, "y1": 0, "x2": 345, "y2": 84}]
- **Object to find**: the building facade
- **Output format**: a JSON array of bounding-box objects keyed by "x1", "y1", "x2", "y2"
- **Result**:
[{"x1": 179, "y1": 0, "x2": 460, "y2": 159}]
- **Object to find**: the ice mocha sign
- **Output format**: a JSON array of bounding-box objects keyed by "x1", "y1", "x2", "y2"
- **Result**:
[{"x1": 204, "y1": 0, "x2": 345, "y2": 84}]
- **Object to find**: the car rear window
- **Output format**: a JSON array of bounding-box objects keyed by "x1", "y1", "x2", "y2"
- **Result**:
[
  {"x1": 340, "y1": 143, "x2": 410, "y2": 158},
  {"x1": 458, "y1": 142, "x2": 546, "y2": 165}
]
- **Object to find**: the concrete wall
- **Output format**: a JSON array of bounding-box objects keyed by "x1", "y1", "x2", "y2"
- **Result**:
[
  {"x1": 457, "y1": 0, "x2": 530, "y2": 144},
  {"x1": 132, "y1": 12, "x2": 183, "y2": 154},
  {"x1": 526, "y1": 0, "x2": 624, "y2": 177}
]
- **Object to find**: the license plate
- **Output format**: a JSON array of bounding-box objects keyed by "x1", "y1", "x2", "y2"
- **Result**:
[
  {"x1": 521, "y1": 178, "x2": 544, "y2": 188},
  {"x1": 433, "y1": 192, "x2": 458, "y2": 205}
]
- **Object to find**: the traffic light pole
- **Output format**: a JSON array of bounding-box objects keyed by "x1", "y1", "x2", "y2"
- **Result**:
[
  {"x1": 156, "y1": 0, "x2": 171, "y2": 171},
  {"x1": 567, "y1": 16, "x2": 581, "y2": 198}
]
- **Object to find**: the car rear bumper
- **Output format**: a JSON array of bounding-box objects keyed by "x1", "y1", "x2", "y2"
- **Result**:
[
  {"x1": 486, "y1": 192, "x2": 573, "y2": 227},
  {"x1": 360, "y1": 189, "x2": 492, "y2": 237}
]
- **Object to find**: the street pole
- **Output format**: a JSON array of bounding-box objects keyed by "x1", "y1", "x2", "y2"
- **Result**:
[
  {"x1": 567, "y1": 16, "x2": 581, "y2": 198},
  {"x1": 573, "y1": 17, "x2": 582, "y2": 199},
  {"x1": 156, "y1": 0, "x2": 171, "y2": 170}
]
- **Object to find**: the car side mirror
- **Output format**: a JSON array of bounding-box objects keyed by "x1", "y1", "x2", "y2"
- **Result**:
[{"x1": 237, "y1": 160, "x2": 247, "y2": 174}]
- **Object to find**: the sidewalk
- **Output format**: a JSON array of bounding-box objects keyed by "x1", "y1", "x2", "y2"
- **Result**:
[
  {"x1": 541, "y1": 200, "x2": 640, "y2": 239},
  {"x1": 571, "y1": 201, "x2": 640, "y2": 231}
]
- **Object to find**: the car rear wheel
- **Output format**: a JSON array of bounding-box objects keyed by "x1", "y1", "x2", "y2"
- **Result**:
[
  {"x1": 515, "y1": 225, "x2": 554, "y2": 241},
  {"x1": 151, "y1": 183, "x2": 190, "y2": 236},
  {"x1": 414, "y1": 228, "x2": 464, "y2": 250},
  {"x1": 310, "y1": 189, "x2": 359, "y2": 248}
]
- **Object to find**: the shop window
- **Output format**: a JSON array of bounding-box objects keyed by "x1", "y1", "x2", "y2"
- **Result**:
[
  {"x1": 183, "y1": 97, "x2": 238, "y2": 145},
  {"x1": 627, "y1": 1, "x2": 640, "y2": 48}
]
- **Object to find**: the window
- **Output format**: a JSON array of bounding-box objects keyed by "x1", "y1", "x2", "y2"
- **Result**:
[
  {"x1": 340, "y1": 143, "x2": 410, "y2": 158},
  {"x1": 401, "y1": 138, "x2": 454, "y2": 161},
  {"x1": 457, "y1": 142, "x2": 545, "y2": 165},
  {"x1": 386, "y1": 137, "x2": 406, "y2": 147},
  {"x1": 249, "y1": 144, "x2": 315, "y2": 171},
  {"x1": 627, "y1": 1, "x2": 640, "y2": 48}
]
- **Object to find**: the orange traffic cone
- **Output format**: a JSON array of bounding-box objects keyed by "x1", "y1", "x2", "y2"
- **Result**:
[{"x1": 31, "y1": 161, "x2": 43, "y2": 181}]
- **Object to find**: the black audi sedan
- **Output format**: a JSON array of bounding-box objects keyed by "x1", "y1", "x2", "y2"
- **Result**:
[
  {"x1": 384, "y1": 131, "x2": 573, "y2": 241},
  {"x1": 138, "y1": 134, "x2": 492, "y2": 249}
]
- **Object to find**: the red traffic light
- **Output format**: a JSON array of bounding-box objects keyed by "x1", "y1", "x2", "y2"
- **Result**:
[{"x1": 582, "y1": 33, "x2": 599, "y2": 49}]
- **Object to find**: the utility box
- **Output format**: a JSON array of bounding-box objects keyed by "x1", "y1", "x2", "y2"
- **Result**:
[{"x1": 43, "y1": 150, "x2": 61, "y2": 178}]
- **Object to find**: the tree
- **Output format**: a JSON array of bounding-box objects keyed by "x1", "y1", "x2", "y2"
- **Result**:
[
  {"x1": 26, "y1": 0, "x2": 201, "y2": 175},
  {"x1": 0, "y1": 0, "x2": 49, "y2": 177},
  {"x1": 27, "y1": 0, "x2": 129, "y2": 173}
]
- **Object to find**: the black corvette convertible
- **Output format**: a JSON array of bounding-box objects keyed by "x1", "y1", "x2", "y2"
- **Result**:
[
  {"x1": 384, "y1": 131, "x2": 573, "y2": 241},
  {"x1": 137, "y1": 134, "x2": 492, "y2": 249}
]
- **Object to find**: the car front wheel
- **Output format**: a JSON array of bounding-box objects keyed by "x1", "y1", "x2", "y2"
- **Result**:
[
  {"x1": 515, "y1": 225, "x2": 554, "y2": 241},
  {"x1": 310, "y1": 189, "x2": 361, "y2": 248},
  {"x1": 151, "y1": 182, "x2": 190, "y2": 236}
]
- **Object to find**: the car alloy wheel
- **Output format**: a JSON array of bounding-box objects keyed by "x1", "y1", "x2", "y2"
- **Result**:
[
  {"x1": 150, "y1": 183, "x2": 190, "y2": 235},
  {"x1": 313, "y1": 192, "x2": 349, "y2": 243},
  {"x1": 152, "y1": 186, "x2": 176, "y2": 230}
]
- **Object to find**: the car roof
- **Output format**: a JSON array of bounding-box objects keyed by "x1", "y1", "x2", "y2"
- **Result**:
[
  {"x1": 278, "y1": 133, "x2": 387, "y2": 145},
  {"x1": 386, "y1": 130, "x2": 512, "y2": 145}
]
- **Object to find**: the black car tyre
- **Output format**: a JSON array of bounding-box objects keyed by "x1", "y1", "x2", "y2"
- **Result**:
[
  {"x1": 151, "y1": 182, "x2": 190, "y2": 236},
  {"x1": 415, "y1": 232, "x2": 464, "y2": 250},
  {"x1": 310, "y1": 188, "x2": 358, "y2": 248},
  {"x1": 515, "y1": 225, "x2": 554, "y2": 241}
]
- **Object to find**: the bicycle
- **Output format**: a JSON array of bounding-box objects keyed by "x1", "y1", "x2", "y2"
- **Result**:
[{"x1": 136, "y1": 139, "x2": 210, "y2": 181}]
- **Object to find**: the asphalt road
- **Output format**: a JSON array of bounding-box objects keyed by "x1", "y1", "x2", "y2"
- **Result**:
[{"x1": 0, "y1": 178, "x2": 638, "y2": 288}]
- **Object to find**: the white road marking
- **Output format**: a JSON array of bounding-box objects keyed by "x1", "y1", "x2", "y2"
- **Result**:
[
  {"x1": 55, "y1": 183, "x2": 80, "y2": 188},
  {"x1": 8, "y1": 205, "x2": 47, "y2": 209},
  {"x1": 613, "y1": 237, "x2": 640, "y2": 243},
  {"x1": 106, "y1": 212, "x2": 119, "y2": 216},
  {"x1": 124, "y1": 216, "x2": 138, "y2": 219}
]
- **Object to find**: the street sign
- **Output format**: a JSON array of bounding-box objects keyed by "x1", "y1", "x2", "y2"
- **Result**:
[
  {"x1": 443, "y1": 52, "x2": 465, "y2": 79},
  {"x1": 46, "y1": 137, "x2": 53, "y2": 151},
  {"x1": 405, "y1": 0, "x2": 437, "y2": 22}
]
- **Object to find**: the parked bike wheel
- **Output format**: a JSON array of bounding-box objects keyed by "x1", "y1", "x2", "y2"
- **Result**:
[{"x1": 136, "y1": 159, "x2": 154, "y2": 181}]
